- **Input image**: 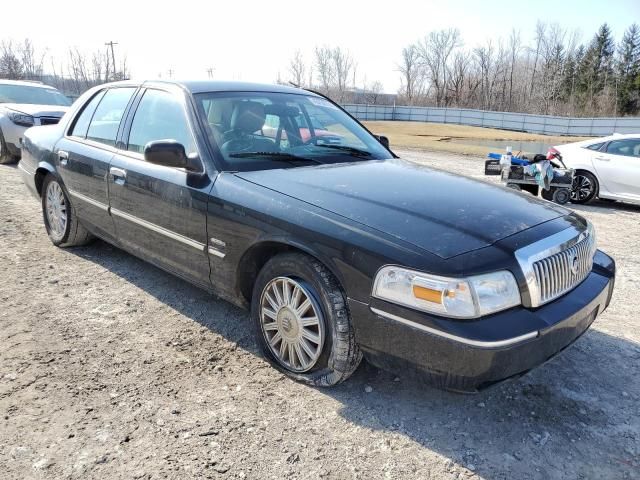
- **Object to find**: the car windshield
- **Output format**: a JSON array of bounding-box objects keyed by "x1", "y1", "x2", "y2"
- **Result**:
[
  {"x1": 0, "y1": 84, "x2": 72, "y2": 106},
  {"x1": 194, "y1": 91, "x2": 393, "y2": 171}
]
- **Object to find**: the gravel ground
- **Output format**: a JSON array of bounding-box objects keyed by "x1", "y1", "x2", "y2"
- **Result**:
[{"x1": 1, "y1": 150, "x2": 639, "y2": 480}]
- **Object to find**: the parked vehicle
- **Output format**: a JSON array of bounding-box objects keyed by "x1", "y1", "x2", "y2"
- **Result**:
[
  {"x1": 0, "y1": 80, "x2": 71, "y2": 164},
  {"x1": 551, "y1": 134, "x2": 640, "y2": 204},
  {"x1": 18, "y1": 80, "x2": 615, "y2": 392}
]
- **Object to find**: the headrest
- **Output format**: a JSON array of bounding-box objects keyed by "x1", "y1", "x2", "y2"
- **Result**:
[{"x1": 230, "y1": 101, "x2": 266, "y2": 133}]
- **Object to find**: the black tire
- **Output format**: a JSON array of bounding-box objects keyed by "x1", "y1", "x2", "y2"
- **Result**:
[
  {"x1": 571, "y1": 171, "x2": 598, "y2": 204},
  {"x1": 541, "y1": 188, "x2": 554, "y2": 201},
  {"x1": 0, "y1": 128, "x2": 18, "y2": 165},
  {"x1": 251, "y1": 252, "x2": 362, "y2": 386},
  {"x1": 41, "y1": 174, "x2": 94, "y2": 247},
  {"x1": 552, "y1": 188, "x2": 571, "y2": 205}
]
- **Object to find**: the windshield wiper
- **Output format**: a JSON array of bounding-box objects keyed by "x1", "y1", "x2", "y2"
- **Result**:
[
  {"x1": 312, "y1": 144, "x2": 373, "y2": 157},
  {"x1": 228, "y1": 151, "x2": 324, "y2": 165}
]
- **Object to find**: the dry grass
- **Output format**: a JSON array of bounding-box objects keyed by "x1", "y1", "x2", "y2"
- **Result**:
[{"x1": 362, "y1": 120, "x2": 590, "y2": 156}]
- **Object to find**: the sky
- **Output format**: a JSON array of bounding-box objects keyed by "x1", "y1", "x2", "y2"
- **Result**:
[{"x1": 3, "y1": 0, "x2": 639, "y2": 93}]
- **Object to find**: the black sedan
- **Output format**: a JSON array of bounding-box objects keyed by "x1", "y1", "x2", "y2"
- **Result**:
[{"x1": 18, "y1": 80, "x2": 615, "y2": 392}]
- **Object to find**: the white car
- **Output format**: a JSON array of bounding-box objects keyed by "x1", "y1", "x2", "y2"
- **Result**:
[
  {"x1": 551, "y1": 134, "x2": 640, "y2": 204},
  {"x1": 0, "y1": 80, "x2": 71, "y2": 164}
]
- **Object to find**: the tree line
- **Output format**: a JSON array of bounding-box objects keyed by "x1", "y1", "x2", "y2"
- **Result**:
[
  {"x1": 284, "y1": 22, "x2": 640, "y2": 117},
  {"x1": 2, "y1": 22, "x2": 639, "y2": 118},
  {"x1": 0, "y1": 39, "x2": 128, "y2": 97}
]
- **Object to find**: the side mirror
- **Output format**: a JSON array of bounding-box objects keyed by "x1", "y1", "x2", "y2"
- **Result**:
[
  {"x1": 377, "y1": 135, "x2": 390, "y2": 149},
  {"x1": 144, "y1": 140, "x2": 190, "y2": 169}
]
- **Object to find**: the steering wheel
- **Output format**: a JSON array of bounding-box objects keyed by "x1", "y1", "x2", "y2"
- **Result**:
[{"x1": 221, "y1": 136, "x2": 254, "y2": 154}]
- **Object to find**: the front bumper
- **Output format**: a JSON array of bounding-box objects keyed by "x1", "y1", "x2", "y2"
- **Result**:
[
  {"x1": 349, "y1": 250, "x2": 615, "y2": 392},
  {"x1": 0, "y1": 116, "x2": 26, "y2": 158}
]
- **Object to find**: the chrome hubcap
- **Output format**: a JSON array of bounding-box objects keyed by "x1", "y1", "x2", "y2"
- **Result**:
[
  {"x1": 571, "y1": 175, "x2": 593, "y2": 201},
  {"x1": 45, "y1": 181, "x2": 67, "y2": 240},
  {"x1": 260, "y1": 277, "x2": 324, "y2": 372}
]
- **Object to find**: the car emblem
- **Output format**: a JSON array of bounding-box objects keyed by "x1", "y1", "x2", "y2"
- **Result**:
[{"x1": 571, "y1": 256, "x2": 579, "y2": 275}]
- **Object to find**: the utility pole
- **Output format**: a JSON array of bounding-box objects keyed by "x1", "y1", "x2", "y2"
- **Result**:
[
  {"x1": 206, "y1": 67, "x2": 215, "y2": 79},
  {"x1": 168, "y1": 69, "x2": 174, "y2": 78},
  {"x1": 105, "y1": 41, "x2": 118, "y2": 81}
]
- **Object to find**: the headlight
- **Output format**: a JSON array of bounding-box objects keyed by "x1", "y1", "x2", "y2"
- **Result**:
[
  {"x1": 8, "y1": 112, "x2": 35, "y2": 127},
  {"x1": 372, "y1": 266, "x2": 521, "y2": 319}
]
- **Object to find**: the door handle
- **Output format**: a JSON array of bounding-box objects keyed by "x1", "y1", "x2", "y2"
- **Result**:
[
  {"x1": 58, "y1": 150, "x2": 69, "y2": 166},
  {"x1": 110, "y1": 167, "x2": 127, "y2": 185},
  {"x1": 595, "y1": 156, "x2": 610, "y2": 162}
]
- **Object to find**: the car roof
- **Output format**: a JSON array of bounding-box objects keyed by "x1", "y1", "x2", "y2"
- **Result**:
[
  {"x1": 100, "y1": 79, "x2": 318, "y2": 96},
  {"x1": 0, "y1": 79, "x2": 57, "y2": 89}
]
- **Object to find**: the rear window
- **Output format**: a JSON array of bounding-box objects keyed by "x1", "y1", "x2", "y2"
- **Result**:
[{"x1": 86, "y1": 88, "x2": 136, "y2": 147}]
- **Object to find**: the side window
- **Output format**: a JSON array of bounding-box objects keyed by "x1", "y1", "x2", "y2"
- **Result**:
[
  {"x1": 70, "y1": 90, "x2": 106, "y2": 138},
  {"x1": 606, "y1": 139, "x2": 640, "y2": 158},
  {"x1": 585, "y1": 142, "x2": 604, "y2": 151},
  {"x1": 86, "y1": 87, "x2": 136, "y2": 147},
  {"x1": 127, "y1": 89, "x2": 196, "y2": 155}
]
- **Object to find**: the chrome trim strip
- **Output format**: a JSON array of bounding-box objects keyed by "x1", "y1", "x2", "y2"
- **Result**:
[
  {"x1": 110, "y1": 207, "x2": 205, "y2": 252},
  {"x1": 67, "y1": 189, "x2": 109, "y2": 211},
  {"x1": 370, "y1": 307, "x2": 539, "y2": 348},
  {"x1": 17, "y1": 162, "x2": 33, "y2": 176},
  {"x1": 207, "y1": 247, "x2": 226, "y2": 258}
]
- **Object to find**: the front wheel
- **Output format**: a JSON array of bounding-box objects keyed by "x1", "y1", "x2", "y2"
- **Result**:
[
  {"x1": 571, "y1": 171, "x2": 598, "y2": 204},
  {"x1": 251, "y1": 252, "x2": 362, "y2": 386},
  {"x1": 41, "y1": 175, "x2": 94, "y2": 247}
]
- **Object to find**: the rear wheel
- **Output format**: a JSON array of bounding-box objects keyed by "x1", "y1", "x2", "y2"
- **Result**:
[
  {"x1": 41, "y1": 175, "x2": 94, "y2": 247},
  {"x1": 571, "y1": 171, "x2": 598, "y2": 204},
  {"x1": 0, "y1": 128, "x2": 18, "y2": 164},
  {"x1": 251, "y1": 252, "x2": 362, "y2": 386}
]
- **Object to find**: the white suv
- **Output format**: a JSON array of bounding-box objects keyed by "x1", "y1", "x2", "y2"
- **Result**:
[{"x1": 0, "y1": 80, "x2": 71, "y2": 164}]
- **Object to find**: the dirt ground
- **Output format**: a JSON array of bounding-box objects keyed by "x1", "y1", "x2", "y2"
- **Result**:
[
  {"x1": 1, "y1": 150, "x2": 639, "y2": 480},
  {"x1": 362, "y1": 121, "x2": 589, "y2": 156}
]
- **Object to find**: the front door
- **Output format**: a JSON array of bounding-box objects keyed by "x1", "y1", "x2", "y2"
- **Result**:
[
  {"x1": 107, "y1": 87, "x2": 213, "y2": 287},
  {"x1": 593, "y1": 138, "x2": 640, "y2": 200},
  {"x1": 55, "y1": 87, "x2": 137, "y2": 240}
]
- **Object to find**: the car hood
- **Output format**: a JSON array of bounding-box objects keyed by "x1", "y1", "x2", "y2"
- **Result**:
[
  {"x1": 235, "y1": 158, "x2": 570, "y2": 258},
  {"x1": 2, "y1": 103, "x2": 69, "y2": 117}
]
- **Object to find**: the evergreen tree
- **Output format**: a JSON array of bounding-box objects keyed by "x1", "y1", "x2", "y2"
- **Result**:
[
  {"x1": 577, "y1": 24, "x2": 615, "y2": 111},
  {"x1": 616, "y1": 23, "x2": 640, "y2": 115}
]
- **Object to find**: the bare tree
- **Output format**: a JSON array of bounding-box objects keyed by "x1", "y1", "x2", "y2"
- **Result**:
[
  {"x1": 397, "y1": 44, "x2": 425, "y2": 104},
  {"x1": 332, "y1": 47, "x2": 355, "y2": 102},
  {"x1": 314, "y1": 46, "x2": 334, "y2": 94},
  {"x1": 19, "y1": 39, "x2": 45, "y2": 80},
  {"x1": 288, "y1": 50, "x2": 306, "y2": 87},
  {"x1": 507, "y1": 29, "x2": 521, "y2": 110},
  {"x1": 0, "y1": 41, "x2": 24, "y2": 79},
  {"x1": 418, "y1": 29, "x2": 461, "y2": 106},
  {"x1": 363, "y1": 80, "x2": 384, "y2": 104}
]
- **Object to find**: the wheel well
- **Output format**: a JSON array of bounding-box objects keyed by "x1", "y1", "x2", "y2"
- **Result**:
[
  {"x1": 237, "y1": 242, "x2": 338, "y2": 304},
  {"x1": 574, "y1": 169, "x2": 600, "y2": 195},
  {"x1": 34, "y1": 168, "x2": 50, "y2": 196}
]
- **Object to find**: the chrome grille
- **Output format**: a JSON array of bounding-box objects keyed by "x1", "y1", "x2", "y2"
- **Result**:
[{"x1": 532, "y1": 232, "x2": 595, "y2": 305}]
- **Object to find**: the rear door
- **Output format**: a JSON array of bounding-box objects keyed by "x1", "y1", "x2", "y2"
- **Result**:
[
  {"x1": 55, "y1": 87, "x2": 137, "y2": 240},
  {"x1": 108, "y1": 87, "x2": 214, "y2": 287},
  {"x1": 593, "y1": 138, "x2": 640, "y2": 200}
]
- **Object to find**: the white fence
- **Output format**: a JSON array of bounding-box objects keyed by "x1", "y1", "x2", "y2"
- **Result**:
[{"x1": 342, "y1": 104, "x2": 640, "y2": 137}]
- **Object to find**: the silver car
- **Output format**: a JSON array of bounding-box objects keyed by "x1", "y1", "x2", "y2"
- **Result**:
[{"x1": 0, "y1": 80, "x2": 71, "y2": 164}]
